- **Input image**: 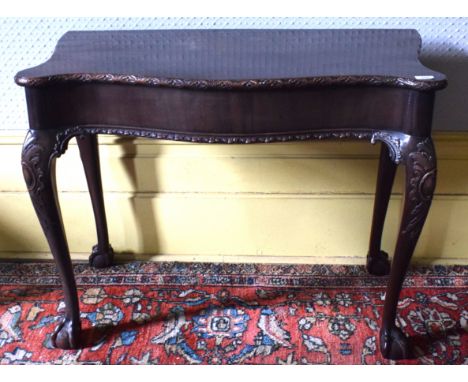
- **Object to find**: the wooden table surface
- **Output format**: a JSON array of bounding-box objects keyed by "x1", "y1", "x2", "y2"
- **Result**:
[{"x1": 16, "y1": 29, "x2": 445, "y2": 90}]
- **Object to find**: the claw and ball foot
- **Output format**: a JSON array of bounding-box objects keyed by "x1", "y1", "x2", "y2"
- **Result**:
[
  {"x1": 380, "y1": 326, "x2": 413, "y2": 360},
  {"x1": 89, "y1": 244, "x2": 114, "y2": 268},
  {"x1": 366, "y1": 250, "x2": 391, "y2": 276},
  {"x1": 51, "y1": 318, "x2": 81, "y2": 349}
]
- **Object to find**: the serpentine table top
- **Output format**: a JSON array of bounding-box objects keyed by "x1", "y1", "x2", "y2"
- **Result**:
[{"x1": 16, "y1": 29, "x2": 445, "y2": 89}]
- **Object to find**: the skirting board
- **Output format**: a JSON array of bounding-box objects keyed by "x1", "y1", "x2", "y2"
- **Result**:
[{"x1": 1, "y1": 253, "x2": 467, "y2": 266}]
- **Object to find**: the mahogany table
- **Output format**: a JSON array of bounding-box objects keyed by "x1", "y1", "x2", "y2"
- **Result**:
[{"x1": 15, "y1": 29, "x2": 447, "y2": 359}]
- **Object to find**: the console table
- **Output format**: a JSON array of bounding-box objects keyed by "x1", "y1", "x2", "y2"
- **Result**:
[{"x1": 15, "y1": 29, "x2": 447, "y2": 360}]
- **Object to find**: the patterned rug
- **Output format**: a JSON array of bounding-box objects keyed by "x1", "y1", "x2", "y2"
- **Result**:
[{"x1": 0, "y1": 261, "x2": 466, "y2": 365}]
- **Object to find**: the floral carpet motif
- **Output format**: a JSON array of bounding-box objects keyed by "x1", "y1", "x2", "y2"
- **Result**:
[{"x1": 0, "y1": 261, "x2": 466, "y2": 364}]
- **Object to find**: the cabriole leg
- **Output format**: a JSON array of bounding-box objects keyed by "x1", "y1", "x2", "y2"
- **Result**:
[
  {"x1": 77, "y1": 134, "x2": 114, "y2": 268},
  {"x1": 21, "y1": 129, "x2": 81, "y2": 349},
  {"x1": 379, "y1": 136, "x2": 437, "y2": 360},
  {"x1": 367, "y1": 143, "x2": 397, "y2": 276}
]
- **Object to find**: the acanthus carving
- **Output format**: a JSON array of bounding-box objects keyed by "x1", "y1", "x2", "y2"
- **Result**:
[
  {"x1": 371, "y1": 131, "x2": 412, "y2": 164},
  {"x1": 21, "y1": 130, "x2": 64, "y2": 233},
  {"x1": 54, "y1": 125, "x2": 381, "y2": 152},
  {"x1": 15, "y1": 73, "x2": 447, "y2": 92},
  {"x1": 401, "y1": 137, "x2": 437, "y2": 239}
]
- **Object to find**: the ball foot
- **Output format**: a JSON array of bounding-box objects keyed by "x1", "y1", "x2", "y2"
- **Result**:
[
  {"x1": 51, "y1": 318, "x2": 81, "y2": 349},
  {"x1": 366, "y1": 250, "x2": 391, "y2": 276},
  {"x1": 380, "y1": 326, "x2": 413, "y2": 360},
  {"x1": 89, "y1": 244, "x2": 114, "y2": 268}
]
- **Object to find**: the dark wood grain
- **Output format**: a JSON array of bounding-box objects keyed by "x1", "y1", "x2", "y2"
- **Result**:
[
  {"x1": 15, "y1": 29, "x2": 446, "y2": 91},
  {"x1": 367, "y1": 144, "x2": 397, "y2": 276},
  {"x1": 24, "y1": 85, "x2": 435, "y2": 138}
]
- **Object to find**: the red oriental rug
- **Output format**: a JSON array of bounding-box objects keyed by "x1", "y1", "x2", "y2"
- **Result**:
[{"x1": 0, "y1": 261, "x2": 466, "y2": 365}]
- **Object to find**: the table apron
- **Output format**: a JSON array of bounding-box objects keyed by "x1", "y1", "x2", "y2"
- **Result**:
[{"x1": 24, "y1": 85, "x2": 435, "y2": 137}]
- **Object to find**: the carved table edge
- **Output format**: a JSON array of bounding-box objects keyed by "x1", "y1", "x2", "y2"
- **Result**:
[{"x1": 14, "y1": 74, "x2": 447, "y2": 91}]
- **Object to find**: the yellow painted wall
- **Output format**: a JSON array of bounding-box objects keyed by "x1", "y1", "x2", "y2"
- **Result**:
[{"x1": 1, "y1": 132, "x2": 468, "y2": 265}]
